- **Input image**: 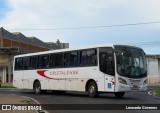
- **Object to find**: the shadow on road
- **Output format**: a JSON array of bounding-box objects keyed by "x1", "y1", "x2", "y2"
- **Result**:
[{"x1": 17, "y1": 89, "x2": 145, "y2": 101}]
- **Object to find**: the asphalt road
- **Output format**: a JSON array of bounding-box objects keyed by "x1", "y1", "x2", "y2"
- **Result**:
[{"x1": 0, "y1": 86, "x2": 160, "y2": 113}]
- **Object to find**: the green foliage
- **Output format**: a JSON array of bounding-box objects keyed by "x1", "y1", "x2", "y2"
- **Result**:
[{"x1": 155, "y1": 89, "x2": 160, "y2": 95}]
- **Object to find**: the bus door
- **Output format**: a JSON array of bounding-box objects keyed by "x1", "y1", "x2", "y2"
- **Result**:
[{"x1": 99, "y1": 47, "x2": 115, "y2": 92}]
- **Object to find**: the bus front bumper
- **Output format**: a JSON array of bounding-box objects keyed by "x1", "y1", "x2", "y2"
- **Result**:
[{"x1": 116, "y1": 83, "x2": 148, "y2": 92}]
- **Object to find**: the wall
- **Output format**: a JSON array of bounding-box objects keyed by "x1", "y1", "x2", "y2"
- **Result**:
[
  {"x1": 2, "y1": 38, "x2": 49, "y2": 52},
  {"x1": 147, "y1": 58, "x2": 160, "y2": 85}
]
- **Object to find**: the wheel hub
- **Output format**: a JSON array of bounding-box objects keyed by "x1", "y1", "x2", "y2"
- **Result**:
[{"x1": 89, "y1": 86, "x2": 95, "y2": 94}]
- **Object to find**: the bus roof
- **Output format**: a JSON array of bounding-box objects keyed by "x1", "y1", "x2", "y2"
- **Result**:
[{"x1": 14, "y1": 44, "x2": 142, "y2": 58}]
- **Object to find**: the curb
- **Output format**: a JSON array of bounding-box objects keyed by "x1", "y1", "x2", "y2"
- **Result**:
[
  {"x1": 148, "y1": 90, "x2": 160, "y2": 98},
  {"x1": 23, "y1": 96, "x2": 48, "y2": 113},
  {"x1": 0, "y1": 88, "x2": 17, "y2": 90},
  {"x1": 9, "y1": 94, "x2": 48, "y2": 113}
]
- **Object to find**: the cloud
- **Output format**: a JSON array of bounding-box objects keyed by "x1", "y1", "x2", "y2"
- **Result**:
[
  {"x1": 2, "y1": 0, "x2": 160, "y2": 27},
  {"x1": 1, "y1": 0, "x2": 160, "y2": 53}
]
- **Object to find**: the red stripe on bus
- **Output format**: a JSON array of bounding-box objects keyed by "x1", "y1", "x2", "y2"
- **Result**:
[
  {"x1": 37, "y1": 70, "x2": 66, "y2": 80},
  {"x1": 37, "y1": 70, "x2": 54, "y2": 79}
]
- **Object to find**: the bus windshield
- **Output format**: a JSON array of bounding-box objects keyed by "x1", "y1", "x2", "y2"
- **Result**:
[{"x1": 115, "y1": 46, "x2": 147, "y2": 78}]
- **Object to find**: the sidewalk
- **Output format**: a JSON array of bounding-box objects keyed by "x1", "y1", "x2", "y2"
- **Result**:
[
  {"x1": 0, "y1": 83, "x2": 38, "y2": 113},
  {"x1": 149, "y1": 83, "x2": 160, "y2": 86},
  {"x1": 1, "y1": 82, "x2": 13, "y2": 87},
  {"x1": 0, "y1": 94, "x2": 37, "y2": 113}
]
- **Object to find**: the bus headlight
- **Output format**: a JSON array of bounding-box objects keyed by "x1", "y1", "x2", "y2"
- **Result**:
[
  {"x1": 118, "y1": 77, "x2": 127, "y2": 85},
  {"x1": 143, "y1": 79, "x2": 148, "y2": 85}
]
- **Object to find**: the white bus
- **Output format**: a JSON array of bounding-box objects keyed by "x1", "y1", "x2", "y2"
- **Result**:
[{"x1": 13, "y1": 44, "x2": 147, "y2": 98}]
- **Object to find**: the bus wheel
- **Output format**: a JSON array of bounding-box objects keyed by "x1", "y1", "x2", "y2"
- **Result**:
[
  {"x1": 34, "y1": 81, "x2": 41, "y2": 95},
  {"x1": 114, "y1": 92, "x2": 125, "y2": 98},
  {"x1": 88, "y1": 81, "x2": 98, "y2": 98}
]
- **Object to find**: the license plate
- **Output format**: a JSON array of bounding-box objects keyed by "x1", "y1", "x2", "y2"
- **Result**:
[{"x1": 133, "y1": 85, "x2": 138, "y2": 88}]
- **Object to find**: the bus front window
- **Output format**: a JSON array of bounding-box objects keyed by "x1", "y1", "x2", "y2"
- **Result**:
[{"x1": 115, "y1": 46, "x2": 147, "y2": 78}]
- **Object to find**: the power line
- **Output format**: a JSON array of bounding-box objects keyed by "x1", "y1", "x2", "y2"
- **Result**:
[
  {"x1": 133, "y1": 41, "x2": 160, "y2": 45},
  {"x1": 8, "y1": 21, "x2": 160, "y2": 31},
  {"x1": 123, "y1": 41, "x2": 160, "y2": 48}
]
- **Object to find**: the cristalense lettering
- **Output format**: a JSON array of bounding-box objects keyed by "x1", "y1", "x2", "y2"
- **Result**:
[{"x1": 50, "y1": 70, "x2": 79, "y2": 75}]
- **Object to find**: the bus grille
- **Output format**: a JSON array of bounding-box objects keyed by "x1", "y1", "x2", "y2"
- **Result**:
[{"x1": 129, "y1": 79, "x2": 141, "y2": 90}]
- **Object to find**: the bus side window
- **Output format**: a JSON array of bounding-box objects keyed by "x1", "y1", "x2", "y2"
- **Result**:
[
  {"x1": 15, "y1": 58, "x2": 23, "y2": 70},
  {"x1": 23, "y1": 57, "x2": 30, "y2": 70},
  {"x1": 63, "y1": 51, "x2": 78, "y2": 67},
  {"x1": 43, "y1": 55, "x2": 49, "y2": 68},
  {"x1": 80, "y1": 50, "x2": 87, "y2": 65},
  {"x1": 55, "y1": 53, "x2": 63, "y2": 67},
  {"x1": 38, "y1": 55, "x2": 49, "y2": 68},
  {"x1": 89, "y1": 49, "x2": 97, "y2": 65},
  {"x1": 70, "y1": 51, "x2": 78, "y2": 66},
  {"x1": 99, "y1": 48, "x2": 115, "y2": 76},
  {"x1": 64, "y1": 52, "x2": 70, "y2": 67},
  {"x1": 50, "y1": 54, "x2": 55, "y2": 68},
  {"x1": 80, "y1": 49, "x2": 97, "y2": 66},
  {"x1": 37, "y1": 56, "x2": 42, "y2": 68},
  {"x1": 31, "y1": 56, "x2": 38, "y2": 69}
]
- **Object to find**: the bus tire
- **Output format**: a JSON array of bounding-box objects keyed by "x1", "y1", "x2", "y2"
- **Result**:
[
  {"x1": 114, "y1": 92, "x2": 125, "y2": 98},
  {"x1": 34, "y1": 81, "x2": 41, "y2": 95},
  {"x1": 88, "y1": 81, "x2": 98, "y2": 98}
]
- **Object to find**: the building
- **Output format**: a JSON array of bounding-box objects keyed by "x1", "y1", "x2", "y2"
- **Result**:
[
  {"x1": 55, "y1": 39, "x2": 69, "y2": 49},
  {"x1": 146, "y1": 55, "x2": 160, "y2": 84},
  {"x1": 0, "y1": 27, "x2": 69, "y2": 83}
]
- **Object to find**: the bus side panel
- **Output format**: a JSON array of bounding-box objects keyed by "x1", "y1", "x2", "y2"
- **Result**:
[
  {"x1": 73, "y1": 67, "x2": 105, "y2": 92},
  {"x1": 26, "y1": 70, "x2": 49, "y2": 90},
  {"x1": 48, "y1": 79, "x2": 54, "y2": 90},
  {"x1": 28, "y1": 78, "x2": 34, "y2": 89},
  {"x1": 104, "y1": 75, "x2": 115, "y2": 92},
  {"x1": 54, "y1": 79, "x2": 65, "y2": 90},
  {"x1": 23, "y1": 70, "x2": 29, "y2": 89},
  {"x1": 46, "y1": 67, "x2": 105, "y2": 92},
  {"x1": 66, "y1": 78, "x2": 78, "y2": 91},
  {"x1": 26, "y1": 67, "x2": 105, "y2": 92},
  {"x1": 96, "y1": 78, "x2": 105, "y2": 92},
  {"x1": 90, "y1": 69, "x2": 105, "y2": 92},
  {"x1": 13, "y1": 71, "x2": 24, "y2": 89}
]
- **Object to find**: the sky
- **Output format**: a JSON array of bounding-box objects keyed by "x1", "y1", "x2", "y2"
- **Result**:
[{"x1": 0, "y1": 0, "x2": 160, "y2": 54}]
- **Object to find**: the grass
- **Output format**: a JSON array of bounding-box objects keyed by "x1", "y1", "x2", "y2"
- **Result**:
[
  {"x1": 155, "y1": 89, "x2": 160, "y2": 96},
  {"x1": 0, "y1": 86, "x2": 16, "y2": 88}
]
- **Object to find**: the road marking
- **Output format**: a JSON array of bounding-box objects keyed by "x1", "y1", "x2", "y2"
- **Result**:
[
  {"x1": 9, "y1": 89, "x2": 16, "y2": 91},
  {"x1": 148, "y1": 91, "x2": 152, "y2": 96}
]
